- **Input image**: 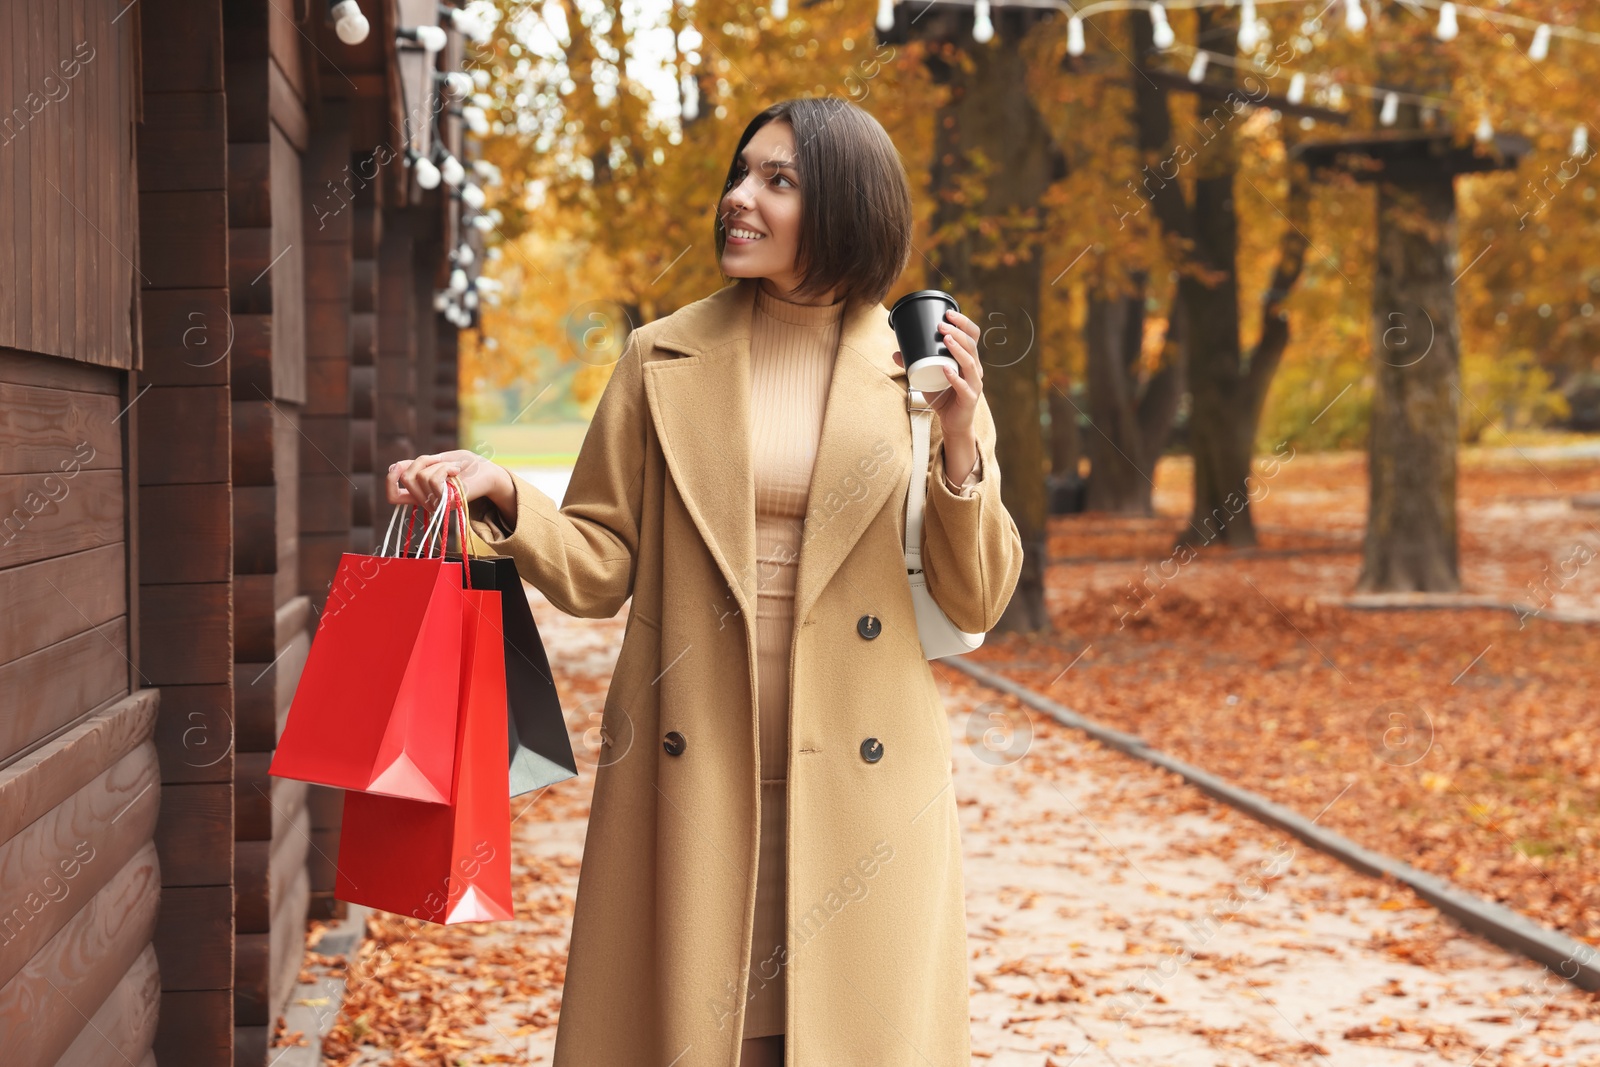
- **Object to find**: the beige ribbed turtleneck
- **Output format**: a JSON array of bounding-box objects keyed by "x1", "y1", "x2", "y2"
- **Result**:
[{"x1": 743, "y1": 282, "x2": 845, "y2": 1040}]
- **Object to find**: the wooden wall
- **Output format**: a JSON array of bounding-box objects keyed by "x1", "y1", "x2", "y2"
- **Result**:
[
  {"x1": 0, "y1": 2, "x2": 159, "y2": 1065},
  {"x1": 1, "y1": 1, "x2": 464, "y2": 1062}
]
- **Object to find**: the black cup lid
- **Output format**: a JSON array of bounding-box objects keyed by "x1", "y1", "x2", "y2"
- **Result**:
[{"x1": 888, "y1": 289, "x2": 959, "y2": 327}]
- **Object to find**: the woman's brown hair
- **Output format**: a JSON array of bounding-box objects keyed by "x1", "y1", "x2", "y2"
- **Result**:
[{"x1": 715, "y1": 97, "x2": 913, "y2": 308}]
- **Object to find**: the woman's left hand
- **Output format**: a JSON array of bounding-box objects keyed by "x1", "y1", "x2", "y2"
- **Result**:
[{"x1": 892, "y1": 308, "x2": 983, "y2": 477}]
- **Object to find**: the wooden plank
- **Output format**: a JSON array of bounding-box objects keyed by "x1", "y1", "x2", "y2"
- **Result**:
[
  {"x1": 268, "y1": 54, "x2": 308, "y2": 153},
  {"x1": 233, "y1": 790, "x2": 309, "y2": 935},
  {"x1": 0, "y1": 348, "x2": 120, "y2": 394},
  {"x1": 350, "y1": 418, "x2": 374, "y2": 471},
  {"x1": 231, "y1": 399, "x2": 275, "y2": 486},
  {"x1": 228, "y1": 225, "x2": 272, "y2": 313},
  {"x1": 0, "y1": 469, "x2": 122, "y2": 571},
  {"x1": 51, "y1": 942, "x2": 160, "y2": 1067},
  {"x1": 136, "y1": 385, "x2": 229, "y2": 485},
  {"x1": 305, "y1": 354, "x2": 351, "y2": 415},
  {"x1": 153, "y1": 782, "x2": 231, "y2": 886},
  {"x1": 230, "y1": 312, "x2": 273, "y2": 402},
  {"x1": 0, "y1": 543, "x2": 124, "y2": 666},
  {"x1": 270, "y1": 123, "x2": 306, "y2": 403},
  {"x1": 134, "y1": 289, "x2": 231, "y2": 388},
  {"x1": 226, "y1": 141, "x2": 271, "y2": 229},
  {"x1": 0, "y1": 618, "x2": 129, "y2": 765},
  {"x1": 136, "y1": 92, "x2": 227, "y2": 192},
  {"x1": 350, "y1": 470, "x2": 375, "y2": 530},
  {"x1": 305, "y1": 297, "x2": 350, "y2": 362},
  {"x1": 233, "y1": 859, "x2": 308, "y2": 1027},
  {"x1": 138, "y1": 583, "x2": 230, "y2": 686},
  {"x1": 9, "y1": 2, "x2": 32, "y2": 352},
  {"x1": 0, "y1": 840, "x2": 160, "y2": 1067},
  {"x1": 300, "y1": 473, "x2": 352, "y2": 533},
  {"x1": 232, "y1": 593, "x2": 309, "y2": 668},
  {"x1": 152, "y1": 989, "x2": 232, "y2": 1064},
  {"x1": 223, "y1": 51, "x2": 268, "y2": 144},
  {"x1": 232, "y1": 751, "x2": 308, "y2": 844},
  {"x1": 0, "y1": 687, "x2": 155, "y2": 844},
  {"x1": 137, "y1": 191, "x2": 227, "y2": 290},
  {"x1": 0, "y1": 742, "x2": 160, "y2": 990},
  {"x1": 266, "y1": 0, "x2": 307, "y2": 109},
  {"x1": 137, "y1": 483, "x2": 230, "y2": 585},
  {"x1": 150, "y1": 683, "x2": 233, "y2": 786},
  {"x1": 234, "y1": 628, "x2": 308, "y2": 753},
  {"x1": 140, "y1": 0, "x2": 224, "y2": 94},
  {"x1": 270, "y1": 864, "x2": 311, "y2": 1020},
  {"x1": 299, "y1": 414, "x2": 351, "y2": 475},
  {"x1": 152, "y1": 885, "x2": 232, "y2": 990}
]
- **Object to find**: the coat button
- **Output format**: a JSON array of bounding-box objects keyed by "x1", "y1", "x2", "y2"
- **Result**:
[
  {"x1": 857, "y1": 614, "x2": 882, "y2": 640},
  {"x1": 860, "y1": 737, "x2": 884, "y2": 763},
  {"x1": 663, "y1": 730, "x2": 686, "y2": 756}
]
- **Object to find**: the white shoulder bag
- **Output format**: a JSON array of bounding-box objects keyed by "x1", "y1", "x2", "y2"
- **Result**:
[{"x1": 905, "y1": 389, "x2": 986, "y2": 660}]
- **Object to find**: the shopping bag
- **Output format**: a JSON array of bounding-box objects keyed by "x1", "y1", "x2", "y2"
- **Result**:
[
  {"x1": 269, "y1": 501, "x2": 469, "y2": 804},
  {"x1": 335, "y1": 484, "x2": 515, "y2": 924},
  {"x1": 463, "y1": 554, "x2": 578, "y2": 797}
]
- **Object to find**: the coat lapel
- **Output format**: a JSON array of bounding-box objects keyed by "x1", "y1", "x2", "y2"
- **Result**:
[{"x1": 643, "y1": 277, "x2": 910, "y2": 631}]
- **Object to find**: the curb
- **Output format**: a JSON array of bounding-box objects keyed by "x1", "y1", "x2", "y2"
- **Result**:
[
  {"x1": 269, "y1": 904, "x2": 374, "y2": 1067},
  {"x1": 946, "y1": 657, "x2": 1600, "y2": 992}
]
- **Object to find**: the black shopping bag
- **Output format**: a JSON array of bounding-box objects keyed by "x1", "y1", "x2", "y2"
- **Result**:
[{"x1": 461, "y1": 554, "x2": 579, "y2": 797}]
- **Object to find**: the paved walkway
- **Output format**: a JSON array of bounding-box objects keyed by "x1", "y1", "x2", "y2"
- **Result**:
[{"x1": 329, "y1": 585, "x2": 1600, "y2": 1065}]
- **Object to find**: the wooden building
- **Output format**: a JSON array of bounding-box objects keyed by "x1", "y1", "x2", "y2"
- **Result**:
[{"x1": 0, "y1": 0, "x2": 486, "y2": 1062}]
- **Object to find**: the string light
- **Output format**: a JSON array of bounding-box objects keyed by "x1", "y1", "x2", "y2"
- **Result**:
[
  {"x1": 1435, "y1": 2, "x2": 1459, "y2": 43},
  {"x1": 470, "y1": 213, "x2": 495, "y2": 233},
  {"x1": 680, "y1": 71, "x2": 699, "y2": 121},
  {"x1": 440, "y1": 152, "x2": 466, "y2": 187},
  {"x1": 1286, "y1": 71, "x2": 1305, "y2": 105},
  {"x1": 1475, "y1": 112, "x2": 1494, "y2": 142},
  {"x1": 461, "y1": 183, "x2": 487, "y2": 210},
  {"x1": 439, "y1": 70, "x2": 472, "y2": 97},
  {"x1": 1345, "y1": 0, "x2": 1367, "y2": 34},
  {"x1": 1187, "y1": 51, "x2": 1208, "y2": 83},
  {"x1": 440, "y1": 5, "x2": 493, "y2": 45},
  {"x1": 1150, "y1": 3, "x2": 1175, "y2": 51},
  {"x1": 1572, "y1": 124, "x2": 1589, "y2": 158},
  {"x1": 472, "y1": 159, "x2": 502, "y2": 186},
  {"x1": 407, "y1": 148, "x2": 441, "y2": 189},
  {"x1": 397, "y1": 25, "x2": 448, "y2": 52},
  {"x1": 462, "y1": 104, "x2": 489, "y2": 136},
  {"x1": 1379, "y1": 91, "x2": 1399, "y2": 126},
  {"x1": 1530, "y1": 24, "x2": 1551, "y2": 62},
  {"x1": 771, "y1": 0, "x2": 788, "y2": 19},
  {"x1": 972, "y1": 0, "x2": 994, "y2": 43},
  {"x1": 876, "y1": 0, "x2": 895, "y2": 34},
  {"x1": 330, "y1": 1, "x2": 369, "y2": 45},
  {"x1": 1067, "y1": 15, "x2": 1085, "y2": 57},
  {"x1": 454, "y1": 243, "x2": 475, "y2": 266},
  {"x1": 1238, "y1": 0, "x2": 1261, "y2": 52}
]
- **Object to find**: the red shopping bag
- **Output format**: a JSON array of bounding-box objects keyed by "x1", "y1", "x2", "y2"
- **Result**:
[
  {"x1": 334, "y1": 485, "x2": 515, "y2": 924},
  {"x1": 270, "y1": 500, "x2": 469, "y2": 803}
]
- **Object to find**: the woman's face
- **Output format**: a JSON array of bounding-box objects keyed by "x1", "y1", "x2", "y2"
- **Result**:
[{"x1": 718, "y1": 120, "x2": 838, "y2": 304}]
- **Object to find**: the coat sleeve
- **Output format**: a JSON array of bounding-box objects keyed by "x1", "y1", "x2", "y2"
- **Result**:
[
  {"x1": 918, "y1": 389, "x2": 1024, "y2": 634},
  {"x1": 463, "y1": 329, "x2": 647, "y2": 619}
]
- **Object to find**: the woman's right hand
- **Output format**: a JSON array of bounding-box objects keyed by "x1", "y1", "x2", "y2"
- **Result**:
[{"x1": 387, "y1": 450, "x2": 516, "y2": 525}]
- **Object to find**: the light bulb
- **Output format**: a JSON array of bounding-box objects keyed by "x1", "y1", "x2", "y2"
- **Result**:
[
  {"x1": 1287, "y1": 72, "x2": 1305, "y2": 104},
  {"x1": 1474, "y1": 113, "x2": 1493, "y2": 143},
  {"x1": 1327, "y1": 83, "x2": 1344, "y2": 107},
  {"x1": 1066, "y1": 15, "x2": 1085, "y2": 56},
  {"x1": 875, "y1": 0, "x2": 894, "y2": 34},
  {"x1": 1572, "y1": 125, "x2": 1589, "y2": 159},
  {"x1": 450, "y1": 268, "x2": 468, "y2": 293},
  {"x1": 463, "y1": 290, "x2": 479, "y2": 310},
  {"x1": 463, "y1": 105, "x2": 489, "y2": 136},
  {"x1": 440, "y1": 152, "x2": 465, "y2": 187},
  {"x1": 1150, "y1": 4, "x2": 1175, "y2": 50},
  {"x1": 331, "y1": 1, "x2": 370, "y2": 44},
  {"x1": 1188, "y1": 52, "x2": 1208, "y2": 83},
  {"x1": 1530, "y1": 24, "x2": 1551, "y2": 62},
  {"x1": 771, "y1": 0, "x2": 787, "y2": 19},
  {"x1": 972, "y1": 0, "x2": 993, "y2": 43},
  {"x1": 433, "y1": 289, "x2": 450, "y2": 311},
  {"x1": 1436, "y1": 3, "x2": 1458, "y2": 42},
  {"x1": 680, "y1": 72, "x2": 699, "y2": 121},
  {"x1": 1238, "y1": 1, "x2": 1259, "y2": 50},
  {"x1": 1344, "y1": 0, "x2": 1366, "y2": 34},
  {"x1": 472, "y1": 213, "x2": 495, "y2": 233},
  {"x1": 472, "y1": 159, "x2": 501, "y2": 185},
  {"x1": 412, "y1": 154, "x2": 441, "y2": 189},
  {"x1": 1379, "y1": 92, "x2": 1398, "y2": 126},
  {"x1": 461, "y1": 183, "x2": 486, "y2": 210},
  {"x1": 454, "y1": 244, "x2": 475, "y2": 266},
  {"x1": 442, "y1": 70, "x2": 472, "y2": 97},
  {"x1": 399, "y1": 25, "x2": 447, "y2": 52}
]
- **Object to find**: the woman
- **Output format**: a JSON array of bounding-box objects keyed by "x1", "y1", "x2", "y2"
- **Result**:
[{"x1": 388, "y1": 97, "x2": 1023, "y2": 1067}]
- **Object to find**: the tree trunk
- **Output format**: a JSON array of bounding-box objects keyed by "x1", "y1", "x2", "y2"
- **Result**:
[
  {"x1": 1356, "y1": 175, "x2": 1462, "y2": 592},
  {"x1": 924, "y1": 12, "x2": 1059, "y2": 634}
]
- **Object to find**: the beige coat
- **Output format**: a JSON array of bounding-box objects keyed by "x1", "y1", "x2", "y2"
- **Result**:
[{"x1": 466, "y1": 276, "x2": 1024, "y2": 1066}]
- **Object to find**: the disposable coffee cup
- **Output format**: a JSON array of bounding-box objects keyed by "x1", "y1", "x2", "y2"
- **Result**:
[{"x1": 888, "y1": 289, "x2": 962, "y2": 393}]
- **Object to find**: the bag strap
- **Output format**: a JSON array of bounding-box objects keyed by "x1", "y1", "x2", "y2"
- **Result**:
[{"x1": 904, "y1": 389, "x2": 934, "y2": 573}]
